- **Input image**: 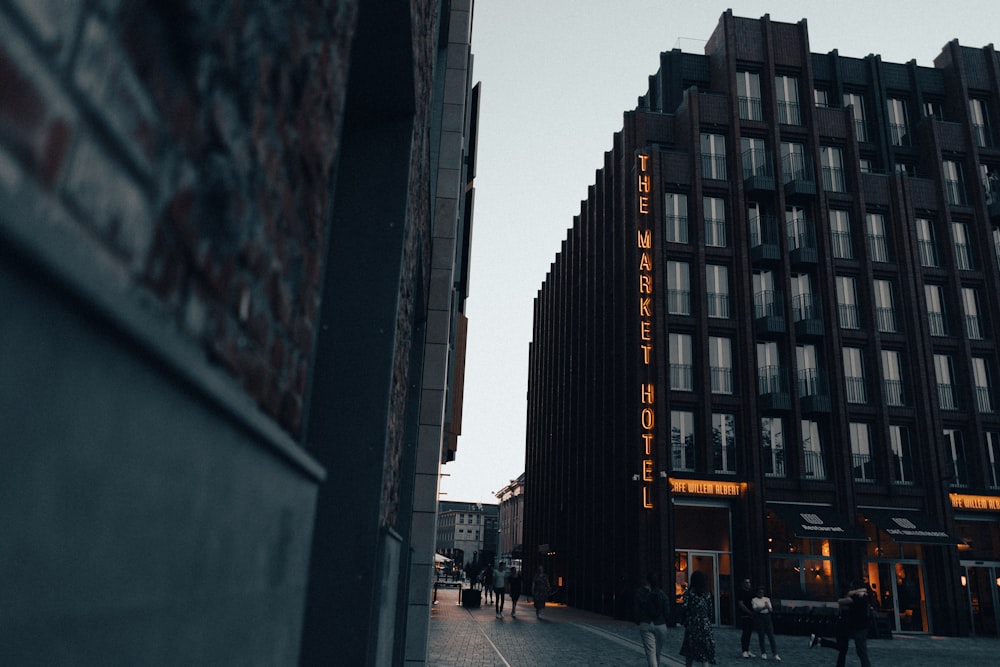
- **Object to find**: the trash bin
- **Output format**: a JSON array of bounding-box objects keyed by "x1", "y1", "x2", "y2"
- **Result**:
[{"x1": 461, "y1": 588, "x2": 482, "y2": 608}]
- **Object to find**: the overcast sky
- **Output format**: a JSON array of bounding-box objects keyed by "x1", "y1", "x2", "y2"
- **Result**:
[{"x1": 439, "y1": 0, "x2": 998, "y2": 504}]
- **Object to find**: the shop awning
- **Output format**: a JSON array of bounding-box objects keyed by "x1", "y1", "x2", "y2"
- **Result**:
[
  {"x1": 859, "y1": 507, "x2": 957, "y2": 545},
  {"x1": 768, "y1": 503, "x2": 869, "y2": 541}
]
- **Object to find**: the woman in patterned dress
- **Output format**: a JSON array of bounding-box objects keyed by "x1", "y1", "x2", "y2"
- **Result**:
[{"x1": 679, "y1": 570, "x2": 716, "y2": 666}]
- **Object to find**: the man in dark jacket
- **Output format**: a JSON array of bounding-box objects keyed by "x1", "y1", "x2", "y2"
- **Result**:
[
  {"x1": 634, "y1": 572, "x2": 670, "y2": 667},
  {"x1": 809, "y1": 580, "x2": 872, "y2": 667},
  {"x1": 736, "y1": 577, "x2": 756, "y2": 658}
]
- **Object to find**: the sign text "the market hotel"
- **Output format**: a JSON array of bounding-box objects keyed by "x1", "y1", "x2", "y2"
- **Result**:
[{"x1": 636, "y1": 153, "x2": 655, "y2": 509}]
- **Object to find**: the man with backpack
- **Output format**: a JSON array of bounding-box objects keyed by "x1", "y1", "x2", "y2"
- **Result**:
[{"x1": 634, "y1": 572, "x2": 670, "y2": 667}]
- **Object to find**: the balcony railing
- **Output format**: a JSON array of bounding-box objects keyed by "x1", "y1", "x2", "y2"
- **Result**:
[
  {"x1": 707, "y1": 292, "x2": 730, "y2": 319},
  {"x1": 777, "y1": 100, "x2": 801, "y2": 125},
  {"x1": 702, "y1": 154, "x2": 727, "y2": 180},
  {"x1": 868, "y1": 235, "x2": 889, "y2": 262},
  {"x1": 764, "y1": 453, "x2": 786, "y2": 478},
  {"x1": 889, "y1": 122, "x2": 909, "y2": 146},
  {"x1": 928, "y1": 312, "x2": 947, "y2": 336},
  {"x1": 822, "y1": 166, "x2": 846, "y2": 192},
  {"x1": 938, "y1": 383, "x2": 957, "y2": 410},
  {"x1": 954, "y1": 243, "x2": 974, "y2": 271},
  {"x1": 884, "y1": 379, "x2": 905, "y2": 406},
  {"x1": 668, "y1": 289, "x2": 691, "y2": 315},
  {"x1": 665, "y1": 215, "x2": 689, "y2": 244},
  {"x1": 918, "y1": 239, "x2": 939, "y2": 267},
  {"x1": 782, "y1": 153, "x2": 811, "y2": 183},
  {"x1": 965, "y1": 315, "x2": 983, "y2": 340},
  {"x1": 831, "y1": 231, "x2": 853, "y2": 259},
  {"x1": 803, "y1": 450, "x2": 826, "y2": 480},
  {"x1": 945, "y1": 179, "x2": 966, "y2": 206},
  {"x1": 798, "y1": 368, "x2": 822, "y2": 397},
  {"x1": 754, "y1": 291, "x2": 782, "y2": 319},
  {"x1": 838, "y1": 303, "x2": 860, "y2": 329},
  {"x1": 670, "y1": 364, "x2": 694, "y2": 391},
  {"x1": 876, "y1": 307, "x2": 897, "y2": 333},
  {"x1": 739, "y1": 96, "x2": 764, "y2": 121},
  {"x1": 973, "y1": 123, "x2": 990, "y2": 148},
  {"x1": 853, "y1": 118, "x2": 868, "y2": 142},
  {"x1": 977, "y1": 386, "x2": 994, "y2": 413},
  {"x1": 757, "y1": 366, "x2": 786, "y2": 395},
  {"x1": 792, "y1": 293, "x2": 818, "y2": 322},
  {"x1": 711, "y1": 367, "x2": 734, "y2": 394},
  {"x1": 846, "y1": 377, "x2": 867, "y2": 404},
  {"x1": 705, "y1": 218, "x2": 727, "y2": 247}
]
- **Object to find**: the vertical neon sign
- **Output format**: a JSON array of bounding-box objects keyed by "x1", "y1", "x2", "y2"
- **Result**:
[{"x1": 636, "y1": 153, "x2": 655, "y2": 509}]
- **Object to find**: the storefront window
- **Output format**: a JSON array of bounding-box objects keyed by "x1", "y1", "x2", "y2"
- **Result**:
[
  {"x1": 861, "y1": 518, "x2": 929, "y2": 632},
  {"x1": 765, "y1": 511, "x2": 835, "y2": 600}
]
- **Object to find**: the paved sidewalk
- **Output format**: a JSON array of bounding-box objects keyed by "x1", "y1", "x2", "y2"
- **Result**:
[{"x1": 427, "y1": 587, "x2": 1000, "y2": 666}]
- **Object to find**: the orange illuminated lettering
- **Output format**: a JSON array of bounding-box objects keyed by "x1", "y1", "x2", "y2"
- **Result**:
[
  {"x1": 639, "y1": 275, "x2": 652, "y2": 294},
  {"x1": 640, "y1": 344, "x2": 653, "y2": 364},
  {"x1": 637, "y1": 230, "x2": 651, "y2": 249},
  {"x1": 640, "y1": 320, "x2": 652, "y2": 340},
  {"x1": 642, "y1": 433, "x2": 654, "y2": 454},
  {"x1": 641, "y1": 408, "x2": 654, "y2": 429},
  {"x1": 641, "y1": 383, "x2": 654, "y2": 403},
  {"x1": 639, "y1": 196, "x2": 649, "y2": 214},
  {"x1": 639, "y1": 252, "x2": 652, "y2": 271},
  {"x1": 638, "y1": 174, "x2": 650, "y2": 193},
  {"x1": 639, "y1": 296, "x2": 651, "y2": 317},
  {"x1": 643, "y1": 459, "x2": 654, "y2": 481},
  {"x1": 643, "y1": 485, "x2": 654, "y2": 508},
  {"x1": 638, "y1": 154, "x2": 649, "y2": 171}
]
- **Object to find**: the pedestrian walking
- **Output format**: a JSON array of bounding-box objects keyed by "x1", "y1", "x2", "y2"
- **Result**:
[
  {"x1": 737, "y1": 577, "x2": 756, "y2": 658},
  {"x1": 532, "y1": 565, "x2": 550, "y2": 619},
  {"x1": 751, "y1": 586, "x2": 780, "y2": 661},
  {"x1": 507, "y1": 567, "x2": 522, "y2": 617},
  {"x1": 493, "y1": 562, "x2": 508, "y2": 618},
  {"x1": 809, "y1": 579, "x2": 872, "y2": 667},
  {"x1": 634, "y1": 572, "x2": 670, "y2": 667},
  {"x1": 482, "y1": 564, "x2": 494, "y2": 604},
  {"x1": 679, "y1": 570, "x2": 715, "y2": 666}
]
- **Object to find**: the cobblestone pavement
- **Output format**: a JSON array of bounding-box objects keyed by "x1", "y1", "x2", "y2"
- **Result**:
[{"x1": 427, "y1": 589, "x2": 1000, "y2": 666}]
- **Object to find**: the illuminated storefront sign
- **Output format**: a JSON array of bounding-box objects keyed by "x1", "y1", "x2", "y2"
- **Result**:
[
  {"x1": 637, "y1": 152, "x2": 655, "y2": 509},
  {"x1": 950, "y1": 493, "x2": 1000, "y2": 511},
  {"x1": 670, "y1": 478, "x2": 745, "y2": 498}
]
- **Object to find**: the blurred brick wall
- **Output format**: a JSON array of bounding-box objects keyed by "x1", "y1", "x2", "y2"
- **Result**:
[{"x1": 0, "y1": 0, "x2": 359, "y2": 437}]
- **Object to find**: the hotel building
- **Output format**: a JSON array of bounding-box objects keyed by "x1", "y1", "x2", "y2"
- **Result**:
[{"x1": 524, "y1": 10, "x2": 1000, "y2": 636}]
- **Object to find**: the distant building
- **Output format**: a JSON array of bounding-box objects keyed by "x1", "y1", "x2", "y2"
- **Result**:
[
  {"x1": 437, "y1": 501, "x2": 499, "y2": 568},
  {"x1": 496, "y1": 474, "x2": 526, "y2": 563},
  {"x1": 525, "y1": 9, "x2": 1000, "y2": 637}
]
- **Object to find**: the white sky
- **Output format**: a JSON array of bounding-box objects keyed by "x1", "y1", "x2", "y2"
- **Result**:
[{"x1": 440, "y1": 0, "x2": 998, "y2": 504}]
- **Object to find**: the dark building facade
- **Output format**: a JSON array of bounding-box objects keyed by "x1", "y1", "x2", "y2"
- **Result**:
[
  {"x1": 525, "y1": 10, "x2": 1000, "y2": 637},
  {"x1": 0, "y1": 1, "x2": 477, "y2": 665}
]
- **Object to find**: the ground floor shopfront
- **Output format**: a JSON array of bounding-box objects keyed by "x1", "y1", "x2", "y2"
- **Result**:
[{"x1": 664, "y1": 485, "x2": 1000, "y2": 637}]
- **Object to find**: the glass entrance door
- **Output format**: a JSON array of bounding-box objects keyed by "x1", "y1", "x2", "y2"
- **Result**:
[
  {"x1": 873, "y1": 561, "x2": 927, "y2": 632},
  {"x1": 964, "y1": 563, "x2": 1000, "y2": 636},
  {"x1": 675, "y1": 551, "x2": 732, "y2": 625}
]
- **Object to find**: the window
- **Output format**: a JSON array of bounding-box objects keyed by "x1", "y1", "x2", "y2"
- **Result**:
[
  {"x1": 873, "y1": 279, "x2": 896, "y2": 333},
  {"x1": 741, "y1": 136, "x2": 770, "y2": 178},
  {"x1": 820, "y1": 146, "x2": 845, "y2": 192},
  {"x1": 664, "y1": 193, "x2": 689, "y2": 243},
  {"x1": 671, "y1": 410, "x2": 696, "y2": 472},
  {"x1": 944, "y1": 160, "x2": 965, "y2": 206},
  {"x1": 970, "y1": 98, "x2": 991, "y2": 148},
  {"x1": 801, "y1": 420, "x2": 826, "y2": 480},
  {"x1": 796, "y1": 344, "x2": 820, "y2": 397},
  {"x1": 866, "y1": 213, "x2": 890, "y2": 262},
  {"x1": 923, "y1": 99, "x2": 943, "y2": 118},
  {"x1": 737, "y1": 71, "x2": 763, "y2": 121},
  {"x1": 843, "y1": 347, "x2": 866, "y2": 404},
  {"x1": 701, "y1": 133, "x2": 727, "y2": 180},
  {"x1": 775, "y1": 74, "x2": 801, "y2": 125},
  {"x1": 704, "y1": 196, "x2": 727, "y2": 247},
  {"x1": 945, "y1": 428, "x2": 968, "y2": 487},
  {"x1": 994, "y1": 228, "x2": 1000, "y2": 271},
  {"x1": 859, "y1": 158, "x2": 875, "y2": 173},
  {"x1": 709, "y1": 336, "x2": 733, "y2": 394},
  {"x1": 747, "y1": 202, "x2": 774, "y2": 248},
  {"x1": 786, "y1": 206, "x2": 810, "y2": 251},
  {"x1": 935, "y1": 354, "x2": 957, "y2": 410},
  {"x1": 781, "y1": 142, "x2": 808, "y2": 183},
  {"x1": 882, "y1": 349, "x2": 905, "y2": 406},
  {"x1": 757, "y1": 341, "x2": 782, "y2": 395},
  {"x1": 987, "y1": 432, "x2": 1000, "y2": 489},
  {"x1": 814, "y1": 88, "x2": 830, "y2": 108},
  {"x1": 973, "y1": 357, "x2": 993, "y2": 413},
  {"x1": 925, "y1": 284, "x2": 947, "y2": 336},
  {"x1": 790, "y1": 273, "x2": 816, "y2": 323},
  {"x1": 843, "y1": 92, "x2": 867, "y2": 142},
  {"x1": 830, "y1": 210, "x2": 852, "y2": 259},
  {"x1": 706, "y1": 264, "x2": 730, "y2": 319},
  {"x1": 761, "y1": 417, "x2": 786, "y2": 477},
  {"x1": 952, "y1": 222, "x2": 973, "y2": 270},
  {"x1": 850, "y1": 422, "x2": 875, "y2": 482},
  {"x1": 887, "y1": 98, "x2": 909, "y2": 146},
  {"x1": 666, "y1": 260, "x2": 690, "y2": 315},
  {"x1": 713, "y1": 413, "x2": 736, "y2": 474},
  {"x1": 916, "y1": 217, "x2": 938, "y2": 267},
  {"x1": 889, "y1": 425, "x2": 915, "y2": 485},
  {"x1": 753, "y1": 270, "x2": 780, "y2": 319},
  {"x1": 836, "y1": 275, "x2": 860, "y2": 329},
  {"x1": 962, "y1": 287, "x2": 983, "y2": 340},
  {"x1": 669, "y1": 333, "x2": 693, "y2": 391}
]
